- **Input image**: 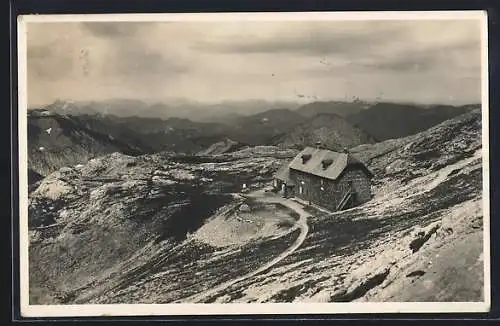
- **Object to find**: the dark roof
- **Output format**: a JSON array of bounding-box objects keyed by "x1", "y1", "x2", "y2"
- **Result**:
[
  {"x1": 275, "y1": 164, "x2": 296, "y2": 185},
  {"x1": 282, "y1": 146, "x2": 373, "y2": 181}
]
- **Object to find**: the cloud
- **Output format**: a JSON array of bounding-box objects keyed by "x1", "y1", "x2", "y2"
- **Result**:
[
  {"x1": 354, "y1": 41, "x2": 480, "y2": 73},
  {"x1": 98, "y1": 36, "x2": 189, "y2": 80},
  {"x1": 27, "y1": 45, "x2": 52, "y2": 60},
  {"x1": 194, "y1": 23, "x2": 406, "y2": 57},
  {"x1": 298, "y1": 32, "x2": 481, "y2": 77},
  {"x1": 27, "y1": 42, "x2": 75, "y2": 81},
  {"x1": 25, "y1": 19, "x2": 483, "y2": 107},
  {"x1": 81, "y1": 22, "x2": 147, "y2": 37},
  {"x1": 77, "y1": 22, "x2": 190, "y2": 78},
  {"x1": 194, "y1": 20, "x2": 481, "y2": 75},
  {"x1": 110, "y1": 48, "x2": 188, "y2": 76}
]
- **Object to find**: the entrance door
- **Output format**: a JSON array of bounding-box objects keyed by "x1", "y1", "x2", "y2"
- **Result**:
[
  {"x1": 347, "y1": 181, "x2": 356, "y2": 207},
  {"x1": 299, "y1": 185, "x2": 303, "y2": 194}
]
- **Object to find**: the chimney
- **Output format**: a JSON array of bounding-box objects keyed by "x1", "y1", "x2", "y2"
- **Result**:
[
  {"x1": 321, "y1": 159, "x2": 333, "y2": 169},
  {"x1": 301, "y1": 154, "x2": 312, "y2": 164}
]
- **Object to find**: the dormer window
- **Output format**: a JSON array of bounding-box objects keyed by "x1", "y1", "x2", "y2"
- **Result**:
[
  {"x1": 301, "y1": 154, "x2": 312, "y2": 164},
  {"x1": 321, "y1": 159, "x2": 333, "y2": 169}
]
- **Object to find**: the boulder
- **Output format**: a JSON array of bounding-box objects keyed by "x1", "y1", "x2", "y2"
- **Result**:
[{"x1": 238, "y1": 204, "x2": 251, "y2": 212}]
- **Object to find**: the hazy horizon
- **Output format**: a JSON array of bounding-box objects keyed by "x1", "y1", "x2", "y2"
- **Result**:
[
  {"x1": 26, "y1": 18, "x2": 483, "y2": 110},
  {"x1": 27, "y1": 96, "x2": 482, "y2": 111}
]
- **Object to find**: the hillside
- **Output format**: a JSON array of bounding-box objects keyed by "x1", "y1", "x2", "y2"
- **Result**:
[
  {"x1": 28, "y1": 109, "x2": 484, "y2": 304},
  {"x1": 273, "y1": 113, "x2": 377, "y2": 151},
  {"x1": 78, "y1": 114, "x2": 234, "y2": 152},
  {"x1": 27, "y1": 111, "x2": 147, "y2": 177},
  {"x1": 346, "y1": 102, "x2": 473, "y2": 141},
  {"x1": 228, "y1": 108, "x2": 307, "y2": 145},
  {"x1": 296, "y1": 100, "x2": 370, "y2": 118},
  {"x1": 28, "y1": 110, "x2": 244, "y2": 176},
  {"x1": 28, "y1": 107, "x2": 307, "y2": 177}
]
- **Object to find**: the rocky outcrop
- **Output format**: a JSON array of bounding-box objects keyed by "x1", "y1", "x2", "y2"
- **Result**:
[
  {"x1": 409, "y1": 222, "x2": 441, "y2": 253},
  {"x1": 197, "y1": 139, "x2": 243, "y2": 156},
  {"x1": 331, "y1": 266, "x2": 391, "y2": 302}
]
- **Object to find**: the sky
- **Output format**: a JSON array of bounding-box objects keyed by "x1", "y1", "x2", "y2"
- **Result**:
[{"x1": 25, "y1": 17, "x2": 484, "y2": 107}]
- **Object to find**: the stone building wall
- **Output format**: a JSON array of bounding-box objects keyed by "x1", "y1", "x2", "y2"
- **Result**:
[
  {"x1": 337, "y1": 167, "x2": 372, "y2": 204},
  {"x1": 289, "y1": 169, "x2": 338, "y2": 211},
  {"x1": 288, "y1": 167, "x2": 371, "y2": 211}
]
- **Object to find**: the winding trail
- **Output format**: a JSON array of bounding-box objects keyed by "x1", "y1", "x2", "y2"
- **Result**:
[{"x1": 176, "y1": 191, "x2": 311, "y2": 303}]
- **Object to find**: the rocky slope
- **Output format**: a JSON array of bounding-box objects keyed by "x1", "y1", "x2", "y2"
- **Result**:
[
  {"x1": 28, "y1": 147, "x2": 298, "y2": 304},
  {"x1": 28, "y1": 110, "x2": 484, "y2": 304},
  {"x1": 186, "y1": 109, "x2": 483, "y2": 304}
]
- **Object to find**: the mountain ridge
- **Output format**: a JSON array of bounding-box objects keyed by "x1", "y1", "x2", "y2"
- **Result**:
[
  {"x1": 272, "y1": 112, "x2": 377, "y2": 151},
  {"x1": 28, "y1": 100, "x2": 479, "y2": 176}
]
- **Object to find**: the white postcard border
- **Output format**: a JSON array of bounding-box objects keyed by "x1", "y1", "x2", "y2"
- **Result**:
[{"x1": 17, "y1": 10, "x2": 491, "y2": 317}]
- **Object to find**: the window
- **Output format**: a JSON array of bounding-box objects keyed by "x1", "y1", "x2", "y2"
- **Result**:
[{"x1": 299, "y1": 186, "x2": 303, "y2": 194}]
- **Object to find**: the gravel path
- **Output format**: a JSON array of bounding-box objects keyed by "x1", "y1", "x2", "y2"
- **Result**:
[{"x1": 176, "y1": 190, "x2": 311, "y2": 303}]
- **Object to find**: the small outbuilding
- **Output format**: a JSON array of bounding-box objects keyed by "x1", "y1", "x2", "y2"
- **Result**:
[{"x1": 273, "y1": 146, "x2": 373, "y2": 211}]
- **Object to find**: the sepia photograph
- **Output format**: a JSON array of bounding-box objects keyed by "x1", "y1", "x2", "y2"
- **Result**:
[{"x1": 17, "y1": 11, "x2": 490, "y2": 317}]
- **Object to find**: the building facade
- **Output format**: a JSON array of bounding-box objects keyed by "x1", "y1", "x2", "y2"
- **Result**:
[{"x1": 273, "y1": 146, "x2": 373, "y2": 211}]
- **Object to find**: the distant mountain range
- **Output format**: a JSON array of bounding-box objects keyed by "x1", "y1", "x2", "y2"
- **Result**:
[
  {"x1": 36, "y1": 98, "x2": 302, "y2": 123},
  {"x1": 28, "y1": 99, "x2": 479, "y2": 176},
  {"x1": 272, "y1": 113, "x2": 377, "y2": 151},
  {"x1": 228, "y1": 108, "x2": 307, "y2": 145},
  {"x1": 296, "y1": 100, "x2": 370, "y2": 118},
  {"x1": 27, "y1": 109, "x2": 241, "y2": 175},
  {"x1": 345, "y1": 102, "x2": 477, "y2": 141},
  {"x1": 28, "y1": 110, "x2": 146, "y2": 176}
]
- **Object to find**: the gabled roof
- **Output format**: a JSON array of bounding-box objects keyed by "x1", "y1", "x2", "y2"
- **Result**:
[
  {"x1": 275, "y1": 163, "x2": 296, "y2": 185},
  {"x1": 285, "y1": 146, "x2": 373, "y2": 181}
]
